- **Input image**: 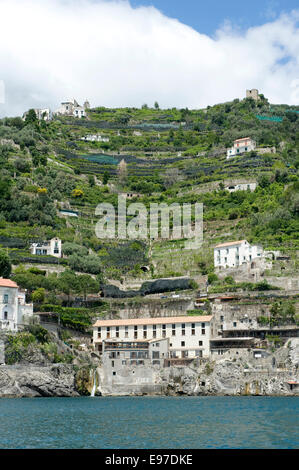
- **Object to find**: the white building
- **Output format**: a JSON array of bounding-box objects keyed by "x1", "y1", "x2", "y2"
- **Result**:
[
  {"x1": 30, "y1": 237, "x2": 62, "y2": 258},
  {"x1": 214, "y1": 240, "x2": 264, "y2": 269},
  {"x1": 22, "y1": 108, "x2": 52, "y2": 121},
  {"x1": 81, "y1": 134, "x2": 110, "y2": 142},
  {"x1": 55, "y1": 99, "x2": 88, "y2": 118},
  {"x1": 0, "y1": 279, "x2": 33, "y2": 331},
  {"x1": 227, "y1": 137, "x2": 256, "y2": 159},
  {"x1": 226, "y1": 182, "x2": 257, "y2": 192},
  {"x1": 93, "y1": 315, "x2": 213, "y2": 359}
]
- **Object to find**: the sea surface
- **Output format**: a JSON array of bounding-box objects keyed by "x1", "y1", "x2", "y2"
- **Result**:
[{"x1": 0, "y1": 396, "x2": 298, "y2": 449}]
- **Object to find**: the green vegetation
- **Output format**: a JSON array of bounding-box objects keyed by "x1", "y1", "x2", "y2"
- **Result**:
[{"x1": 0, "y1": 96, "x2": 297, "y2": 327}]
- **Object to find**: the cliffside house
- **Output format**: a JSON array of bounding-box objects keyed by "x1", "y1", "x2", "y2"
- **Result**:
[
  {"x1": 55, "y1": 99, "x2": 89, "y2": 118},
  {"x1": 0, "y1": 278, "x2": 33, "y2": 331},
  {"x1": 226, "y1": 137, "x2": 256, "y2": 159},
  {"x1": 214, "y1": 240, "x2": 263, "y2": 269},
  {"x1": 93, "y1": 315, "x2": 213, "y2": 362},
  {"x1": 30, "y1": 237, "x2": 62, "y2": 258}
]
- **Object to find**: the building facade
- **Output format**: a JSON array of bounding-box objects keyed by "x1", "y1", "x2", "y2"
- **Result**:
[
  {"x1": 55, "y1": 99, "x2": 89, "y2": 118},
  {"x1": 225, "y1": 182, "x2": 257, "y2": 192},
  {"x1": 0, "y1": 279, "x2": 33, "y2": 331},
  {"x1": 93, "y1": 315, "x2": 213, "y2": 359},
  {"x1": 227, "y1": 137, "x2": 256, "y2": 159},
  {"x1": 30, "y1": 237, "x2": 62, "y2": 258},
  {"x1": 246, "y1": 89, "x2": 260, "y2": 101},
  {"x1": 214, "y1": 240, "x2": 263, "y2": 269}
]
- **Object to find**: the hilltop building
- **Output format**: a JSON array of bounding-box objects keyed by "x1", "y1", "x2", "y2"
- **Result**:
[
  {"x1": 30, "y1": 237, "x2": 62, "y2": 258},
  {"x1": 22, "y1": 108, "x2": 52, "y2": 121},
  {"x1": 55, "y1": 99, "x2": 89, "y2": 118},
  {"x1": 226, "y1": 137, "x2": 256, "y2": 159},
  {"x1": 93, "y1": 315, "x2": 213, "y2": 361},
  {"x1": 246, "y1": 89, "x2": 260, "y2": 101},
  {"x1": 214, "y1": 240, "x2": 264, "y2": 269},
  {"x1": 0, "y1": 279, "x2": 33, "y2": 332}
]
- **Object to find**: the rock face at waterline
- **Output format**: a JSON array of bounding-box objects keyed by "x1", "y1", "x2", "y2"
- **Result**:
[
  {"x1": 0, "y1": 364, "x2": 80, "y2": 397},
  {"x1": 95, "y1": 339, "x2": 299, "y2": 397}
]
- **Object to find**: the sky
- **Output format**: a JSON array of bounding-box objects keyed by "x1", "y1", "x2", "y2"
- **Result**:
[{"x1": 0, "y1": 0, "x2": 298, "y2": 117}]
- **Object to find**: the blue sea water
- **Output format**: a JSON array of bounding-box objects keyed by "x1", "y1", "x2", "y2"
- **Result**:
[{"x1": 0, "y1": 396, "x2": 298, "y2": 449}]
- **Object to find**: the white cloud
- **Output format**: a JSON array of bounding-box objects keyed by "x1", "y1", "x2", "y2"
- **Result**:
[{"x1": 0, "y1": 0, "x2": 298, "y2": 116}]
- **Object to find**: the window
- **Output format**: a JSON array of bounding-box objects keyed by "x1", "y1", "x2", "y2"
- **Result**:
[
  {"x1": 111, "y1": 360, "x2": 114, "y2": 367},
  {"x1": 97, "y1": 327, "x2": 101, "y2": 339},
  {"x1": 153, "y1": 324, "x2": 157, "y2": 338},
  {"x1": 181, "y1": 341, "x2": 185, "y2": 347},
  {"x1": 106, "y1": 326, "x2": 110, "y2": 339},
  {"x1": 134, "y1": 326, "x2": 138, "y2": 339},
  {"x1": 181, "y1": 323, "x2": 185, "y2": 336},
  {"x1": 4, "y1": 312, "x2": 8, "y2": 320},
  {"x1": 201, "y1": 323, "x2": 205, "y2": 328},
  {"x1": 125, "y1": 326, "x2": 128, "y2": 338},
  {"x1": 152, "y1": 351, "x2": 160, "y2": 359},
  {"x1": 196, "y1": 350, "x2": 203, "y2": 357},
  {"x1": 191, "y1": 323, "x2": 195, "y2": 335},
  {"x1": 233, "y1": 322, "x2": 237, "y2": 327},
  {"x1": 172, "y1": 324, "x2": 176, "y2": 336},
  {"x1": 162, "y1": 324, "x2": 166, "y2": 338},
  {"x1": 122, "y1": 360, "x2": 126, "y2": 365},
  {"x1": 3, "y1": 294, "x2": 8, "y2": 303},
  {"x1": 198, "y1": 341, "x2": 203, "y2": 346},
  {"x1": 155, "y1": 343, "x2": 160, "y2": 347},
  {"x1": 116, "y1": 326, "x2": 119, "y2": 338},
  {"x1": 112, "y1": 371, "x2": 116, "y2": 376},
  {"x1": 143, "y1": 325, "x2": 147, "y2": 339},
  {"x1": 220, "y1": 316, "x2": 224, "y2": 322},
  {"x1": 201, "y1": 329, "x2": 205, "y2": 335}
]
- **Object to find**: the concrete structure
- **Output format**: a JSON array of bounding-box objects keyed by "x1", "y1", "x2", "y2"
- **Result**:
[
  {"x1": 214, "y1": 240, "x2": 263, "y2": 269},
  {"x1": 256, "y1": 146, "x2": 276, "y2": 155},
  {"x1": 30, "y1": 237, "x2": 62, "y2": 258},
  {"x1": 22, "y1": 108, "x2": 52, "y2": 121},
  {"x1": 246, "y1": 89, "x2": 260, "y2": 101},
  {"x1": 81, "y1": 134, "x2": 109, "y2": 142},
  {"x1": 226, "y1": 182, "x2": 257, "y2": 192},
  {"x1": 227, "y1": 137, "x2": 256, "y2": 159},
  {"x1": 55, "y1": 99, "x2": 89, "y2": 118},
  {"x1": 93, "y1": 315, "x2": 213, "y2": 360},
  {"x1": 0, "y1": 279, "x2": 33, "y2": 331}
]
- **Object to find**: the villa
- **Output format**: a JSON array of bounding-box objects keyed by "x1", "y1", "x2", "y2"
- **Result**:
[
  {"x1": 214, "y1": 240, "x2": 264, "y2": 269},
  {"x1": 226, "y1": 137, "x2": 256, "y2": 159},
  {"x1": 0, "y1": 278, "x2": 33, "y2": 332}
]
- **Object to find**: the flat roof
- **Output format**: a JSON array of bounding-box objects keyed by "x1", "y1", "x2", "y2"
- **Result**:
[
  {"x1": 215, "y1": 240, "x2": 247, "y2": 248},
  {"x1": 93, "y1": 315, "x2": 212, "y2": 328},
  {"x1": 211, "y1": 337, "x2": 254, "y2": 342}
]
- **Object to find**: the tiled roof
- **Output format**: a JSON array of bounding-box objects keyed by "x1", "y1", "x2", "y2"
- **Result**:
[
  {"x1": 93, "y1": 315, "x2": 213, "y2": 328},
  {"x1": 0, "y1": 278, "x2": 18, "y2": 288},
  {"x1": 215, "y1": 240, "x2": 247, "y2": 248}
]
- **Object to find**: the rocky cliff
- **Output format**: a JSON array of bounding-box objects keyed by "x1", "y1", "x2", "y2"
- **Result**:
[{"x1": 0, "y1": 364, "x2": 79, "y2": 397}]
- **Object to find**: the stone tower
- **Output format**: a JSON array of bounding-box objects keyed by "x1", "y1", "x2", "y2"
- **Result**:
[{"x1": 246, "y1": 89, "x2": 260, "y2": 101}]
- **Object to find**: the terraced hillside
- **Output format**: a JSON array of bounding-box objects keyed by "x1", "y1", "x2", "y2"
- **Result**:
[{"x1": 0, "y1": 94, "x2": 298, "y2": 319}]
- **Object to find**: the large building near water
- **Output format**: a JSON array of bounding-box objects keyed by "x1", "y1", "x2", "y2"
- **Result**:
[{"x1": 93, "y1": 315, "x2": 213, "y2": 361}]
